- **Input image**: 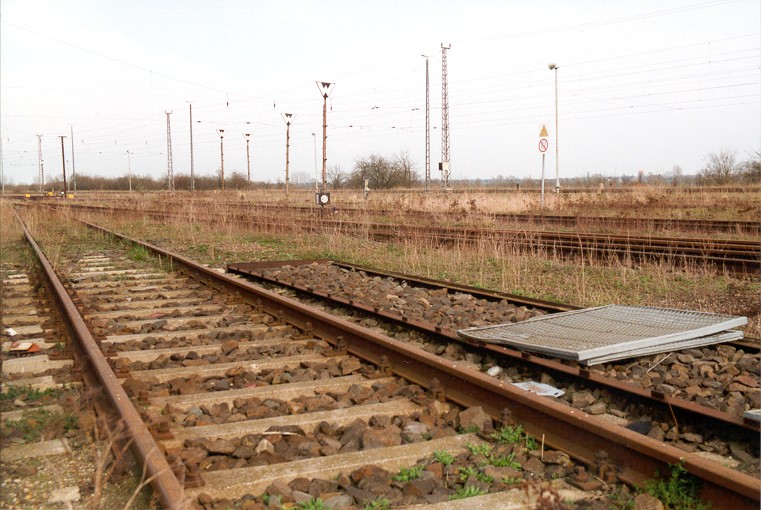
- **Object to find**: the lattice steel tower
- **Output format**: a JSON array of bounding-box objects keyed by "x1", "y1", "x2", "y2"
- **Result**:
[
  {"x1": 165, "y1": 111, "x2": 174, "y2": 191},
  {"x1": 440, "y1": 43, "x2": 451, "y2": 188}
]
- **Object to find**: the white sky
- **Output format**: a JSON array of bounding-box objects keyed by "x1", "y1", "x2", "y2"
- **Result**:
[{"x1": 1, "y1": 0, "x2": 759, "y2": 187}]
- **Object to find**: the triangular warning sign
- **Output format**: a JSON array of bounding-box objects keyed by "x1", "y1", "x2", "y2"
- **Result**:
[
  {"x1": 316, "y1": 81, "x2": 335, "y2": 98},
  {"x1": 539, "y1": 125, "x2": 548, "y2": 137}
]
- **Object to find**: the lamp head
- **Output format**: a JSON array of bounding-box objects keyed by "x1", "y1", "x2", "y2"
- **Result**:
[{"x1": 548, "y1": 63, "x2": 557, "y2": 70}]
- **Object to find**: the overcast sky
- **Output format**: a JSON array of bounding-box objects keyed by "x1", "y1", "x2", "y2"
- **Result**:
[{"x1": 1, "y1": 0, "x2": 759, "y2": 187}]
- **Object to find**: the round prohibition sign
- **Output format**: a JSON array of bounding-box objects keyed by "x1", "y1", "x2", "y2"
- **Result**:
[{"x1": 538, "y1": 138, "x2": 549, "y2": 153}]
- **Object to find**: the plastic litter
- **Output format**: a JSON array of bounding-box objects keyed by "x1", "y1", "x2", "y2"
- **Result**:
[{"x1": 511, "y1": 381, "x2": 565, "y2": 398}]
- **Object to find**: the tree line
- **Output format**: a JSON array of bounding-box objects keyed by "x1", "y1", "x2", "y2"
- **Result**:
[{"x1": 5, "y1": 149, "x2": 758, "y2": 193}]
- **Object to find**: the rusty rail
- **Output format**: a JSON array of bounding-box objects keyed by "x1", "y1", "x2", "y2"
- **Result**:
[
  {"x1": 80, "y1": 219, "x2": 760, "y2": 509},
  {"x1": 12, "y1": 209, "x2": 191, "y2": 510},
  {"x1": 226, "y1": 260, "x2": 759, "y2": 435},
  {"x1": 35, "y1": 201, "x2": 760, "y2": 274}
]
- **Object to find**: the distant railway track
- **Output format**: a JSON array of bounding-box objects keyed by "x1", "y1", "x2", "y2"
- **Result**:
[
  {"x1": 11, "y1": 208, "x2": 760, "y2": 509},
  {"x1": 33, "y1": 202, "x2": 761, "y2": 275},
  {"x1": 230, "y1": 203, "x2": 761, "y2": 236},
  {"x1": 23, "y1": 196, "x2": 761, "y2": 235}
]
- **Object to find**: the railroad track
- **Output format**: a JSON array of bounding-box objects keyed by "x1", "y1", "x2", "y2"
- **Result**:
[
  {"x1": 6, "y1": 208, "x2": 760, "y2": 509},
  {"x1": 227, "y1": 260, "x2": 760, "y2": 433},
  {"x1": 22, "y1": 201, "x2": 761, "y2": 274},
  {"x1": 39, "y1": 195, "x2": 761, "y2": 235},
  {"x1": 218, "y1": 203, "x2": 761, "y2": 236}
]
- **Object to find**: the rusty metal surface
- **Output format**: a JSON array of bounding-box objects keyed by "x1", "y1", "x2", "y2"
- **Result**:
[
  {"x1": 227, "y1": 261, "x2": 759, "y2": 436},
  {"x1": 13, "y1": 210, "x2": 191, "y2": 510},
  {"x1": 79, "y1": 222, "x2": 760, "y2": 509},
  {"x1": 228, "y1": 260, "x2": 575, "y2": 313}
]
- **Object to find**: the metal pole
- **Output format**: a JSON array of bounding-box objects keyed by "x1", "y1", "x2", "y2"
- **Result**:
[
  {"x1": 37, "y1": 134, "x2": 44, "y2": 192},
  {"x1": 245, "y1": 133, "x2": 251, "y2": 189},
  {"x1": 553, "y1": 66, "x2": 559, "y2": 193},
  {"x1": 70, "y1": 125, "x2": 76, "y2": 193},
  {"x1": 321, "y1": 94, "x2": 327, "y2": 191},
  {"x1": 316, "y1": 82, "x2": 334, "y2": 193},
  {"x1": 422, "y1": 55, "x2": 430, "y2": 192},
  {"x1": 217, "y1": 129, "x2": 225, "y2": 190},
  {"x1": 188, "y1": 103, "x2": 195, "y2": 192},
  {"x1": 285, "y1": 123, "x2": 291, "y2": 197},
  {"x1": 59, "y1": 135, "x2": 67, "y2": 197},
  {"x1": 282, "y1": 113, "x2": 294, "y2": 197},
  {"x1": 541, "y1": 153, "x2": 546, "y2": 210},
  {"x1": 127, "y1": 151, "x2": 132, "y2": 192}
]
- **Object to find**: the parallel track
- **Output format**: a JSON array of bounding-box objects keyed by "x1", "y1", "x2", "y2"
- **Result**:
[
  {"x1": 12, "y1": 209, "x2": 760, "y2": 509},
  {"x1": 27, "y1": 202, "x2": 761, "y2": 274},
  {"x1": 227, "y1": 259, "x2": 759, "y2": 436}
]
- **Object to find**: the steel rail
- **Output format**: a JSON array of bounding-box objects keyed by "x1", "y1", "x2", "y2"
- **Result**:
[
  {"x1": 212, "y1": 203, "x2": 761, "y2": 236},
  {"x1": 78, "y1": 219, "x2": 760, "y2": 509},
  {"x1": 12, "y1": 209, "x2": 191, "y2": 510},
  {"x1": 26, "y1": 201, "x2": 760, "y2": 249},
  {"x1": 227, "y1": 260, "x2": 760, "y2": 435},
  {"x1": 51, "y1": 197, "x2": 761, "y2": 235},
  {"x1": 327, "y1": 261, "x2": 759, "y2": 353},
  {"x1": 53, "y1": 203, "x2": 761, "y2": 263},
  {"x1": 231, "y1": 258, "x2": 576, "y2": 314}
]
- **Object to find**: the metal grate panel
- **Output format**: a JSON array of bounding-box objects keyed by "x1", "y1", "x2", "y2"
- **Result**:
[{"x1": 458, "y1": 305, "x2": 746, "y2": 365}]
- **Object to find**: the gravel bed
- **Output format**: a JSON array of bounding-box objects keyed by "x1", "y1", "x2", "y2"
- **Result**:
[
  {"x1": 246, "y1": 262, "x2": 761, "y2": 473},
  {"x1": 122, "y1": 352, "x2": 360, "y2": 399}
]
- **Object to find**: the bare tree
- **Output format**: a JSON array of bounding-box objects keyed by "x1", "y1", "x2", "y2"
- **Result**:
[
  {"x1": 348, "y1": 152, "x2": 419, "y2": 189},
  {"x1": 671, "y1": 165, "x2": 683, "y2": 186},
  {"x1": 394, "y1": 149, "x2": 416, "y2": 185},
  {"x1": 738, "y1": 150, "x2": 761, "y2": 183},
  {"x1": 699, "y1": 149, "x2": 737, "y2": 184},
  {"x1": 327, "y1": 164, "x2": 346, "y2": 189}
]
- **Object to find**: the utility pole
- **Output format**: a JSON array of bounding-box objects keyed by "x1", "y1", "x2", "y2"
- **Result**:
[
  {"x1": 188, "y1": 102, "x2": 195, "y2": 192},
  {"x1": 126, "y1": 150, "x2": 132, "y2": 192},
  {"x1": 316, "y1": 81, "x2": 335, "y2": 192},
  {"x1": 440, "y1": 43, "x2": 451, "y2": 188},
  {"x1": 70, "y1": 125, "x2": 76, "y2": 193},
  {"x1": 217, "y1": 129, "x2": 225, "y2": 190},
  {"x1": 58, "y1": 135, "x2": 67, "y2": 197},
  {"x1": 282, "y1": 113, "x2": 294, "y2": 197},
  {"x1": 37, "y1": 134, "x2": 44, "y2": 192},
  {"x1": 422, "y1": 54, "x2": 431, "y2": 192},
  {"x1": 165, "y1": 111, "x2": 174, "y2": 191},
  {"x1": 245, "y1": 132, "x2": 252, "y2": 189}
]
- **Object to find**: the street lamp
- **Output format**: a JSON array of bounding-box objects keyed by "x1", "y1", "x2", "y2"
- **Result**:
[
  {"x1": 282, "y1": 113, "x2": 295, "y2": 197},
  {"x1": 245, "y1": 133, "x2": 252, "y2": 189},
  {"x1": 217, "y1": 128, "x2": 225, "y2": 190},
  {"x1": 548, "y1": 63, "x2": 559, "y2": 193}
]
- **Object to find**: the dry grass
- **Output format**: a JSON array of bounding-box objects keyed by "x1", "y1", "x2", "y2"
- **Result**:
[
  {"x1": 57, "y1": 194, "x2": 760, "y2": 339},
  {"x1": 12, "y1": 194, "x2": 760, "y2": 337},
  {"x1": 72, "y1": 185, "x2": 761, "y2": 221}
]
